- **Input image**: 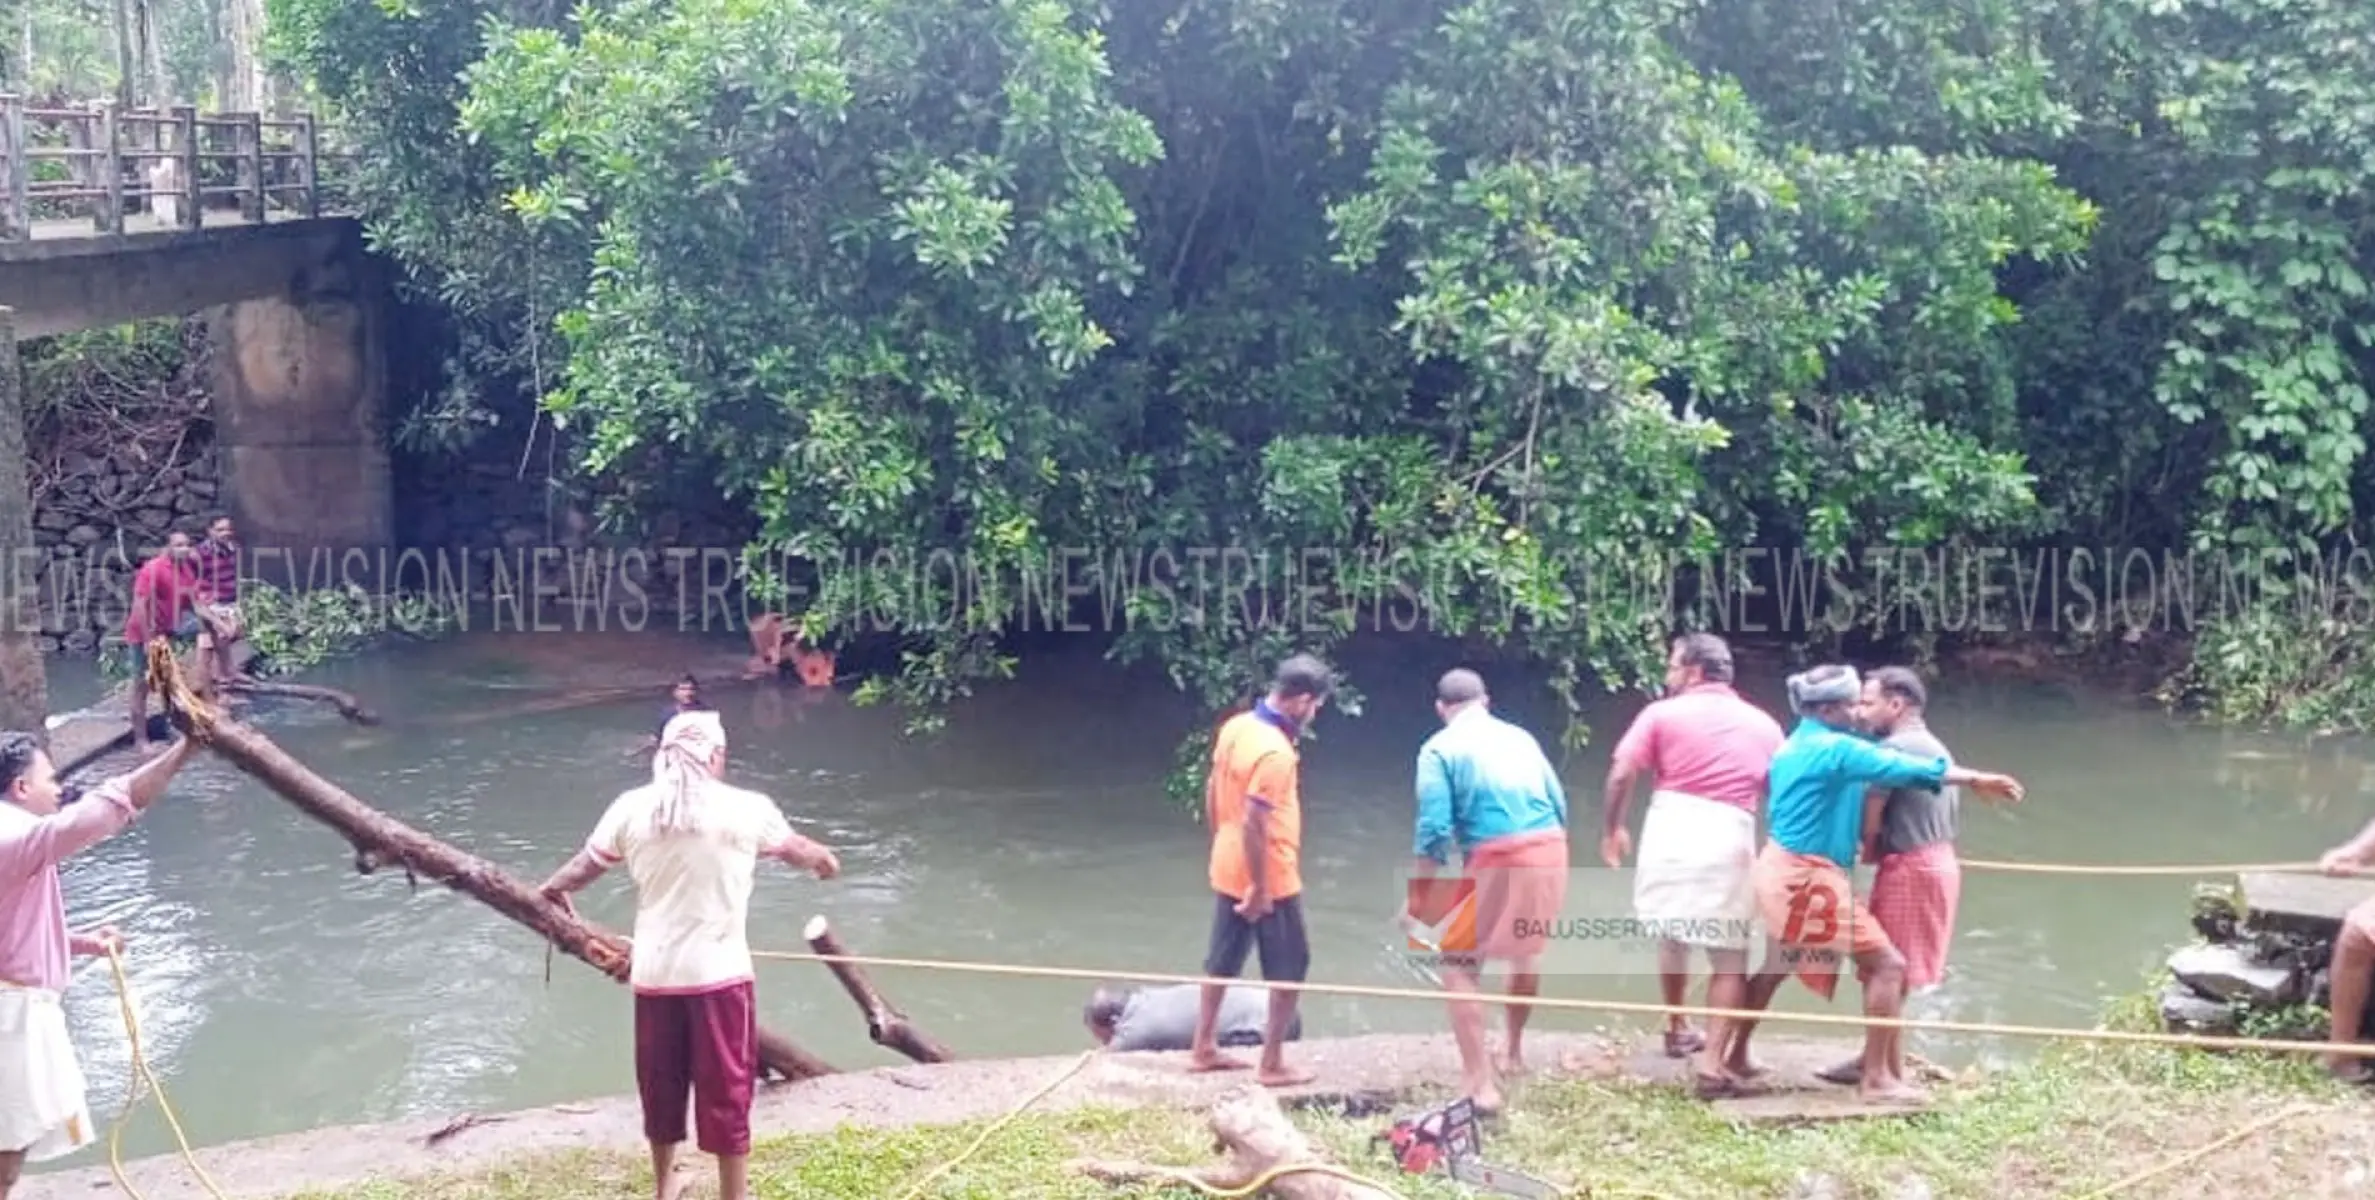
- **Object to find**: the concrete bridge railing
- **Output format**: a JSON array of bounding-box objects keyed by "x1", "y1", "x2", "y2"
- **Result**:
[{"x1": 0, "y1": 94, "x2": 352, "y2": 241}]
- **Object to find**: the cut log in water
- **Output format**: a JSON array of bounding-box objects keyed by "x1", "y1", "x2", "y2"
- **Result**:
[
  {"x1": 224, "y1": 678, "x2": 381, "y2": 725},
  {"x1": 803, "y1": 915, "x2": 955, "y2": 1064},
  {"x1": 1073, "y1": 1084, "x2": 1397, "y2": 1199},
  {"x1": 142, "y1": 642, "x2": 836, "y2": 1082}
]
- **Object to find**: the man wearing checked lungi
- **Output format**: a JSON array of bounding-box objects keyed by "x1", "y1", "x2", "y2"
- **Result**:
[
  {"x1": 1601, "y1": 633, "x2": 1784, "y2": 1095},
  {"x1": 1733, "y1": 665, "x2": 2023, "y2": 1105},
  {"x1": 1818, "y1": 665, "x2": 1964, "y2": 1086}
]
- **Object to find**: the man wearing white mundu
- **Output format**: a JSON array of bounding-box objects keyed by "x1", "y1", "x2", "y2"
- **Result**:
[{"x1": 1601, "y1": 633, "x2": 1785, "y2": 1098}]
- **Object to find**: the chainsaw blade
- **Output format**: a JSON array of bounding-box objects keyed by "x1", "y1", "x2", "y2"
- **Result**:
[{"x1": 1445, "y1": 1156, "x2": 1562, "y2": 1199}]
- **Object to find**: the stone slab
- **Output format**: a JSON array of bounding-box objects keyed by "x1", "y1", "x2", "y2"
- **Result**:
[{"x1": 2240, "y1": 871, "x2": 2375, "y2": 940}]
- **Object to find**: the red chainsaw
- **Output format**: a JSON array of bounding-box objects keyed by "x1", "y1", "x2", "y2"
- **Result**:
[{"x1": 1374, "y1": 1097, "x2": 1560, "y2": 1197}]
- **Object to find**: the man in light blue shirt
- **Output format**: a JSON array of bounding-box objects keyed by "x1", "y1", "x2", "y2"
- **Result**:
[
  {"x1": 1729, "y1": 664, "x2": 2023, "y2": 1105},
  {"x1": 1403, "y1": 669, "x2": 1570, "y2": 1115}
]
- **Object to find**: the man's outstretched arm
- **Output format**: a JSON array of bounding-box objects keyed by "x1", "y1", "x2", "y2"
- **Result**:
[
  {"x1": 538, "y1": 848, "x2": 610, "y2": 912},
  {"x1": 2324, "y1": 819, "x2": 2375, "y2": 873}
]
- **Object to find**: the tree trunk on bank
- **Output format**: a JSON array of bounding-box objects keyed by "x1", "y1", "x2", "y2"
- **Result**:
[
  {"x1": 132, "y1": 0, "x2": 164, "y2": 108},
  {"x1": 803, "y1": 916, "x2": 954, "y2": 1064},
  {"x1": 109, "y1": 0, "x2": 134, "y2": 110},
  {"x1": 221, "y1": 0, "x2": 266, "y2": 112},
  {"x1": 0, "y1": 310, "x2": 50, "y2": 742},
  {"x1": 154, "y1": 679, "x2": 835, "y2": 1081},
  {"x1": 1074, "y1": 1085, "x2": 1396, "y2": 1199}
]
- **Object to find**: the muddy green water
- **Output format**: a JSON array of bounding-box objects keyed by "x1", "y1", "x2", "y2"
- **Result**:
[{"x1": 32, "y1": 630, "x2": 2375, "y2": 1163}]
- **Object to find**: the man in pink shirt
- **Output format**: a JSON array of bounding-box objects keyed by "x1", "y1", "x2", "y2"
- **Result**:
[
  {"x1": 1601, "y1": 633, "x2": 1784, "y2": 1096},
  {"x1": 1, "y1": 731, "x2": 197, "y2": 1196},
  {"x1": 122, "y1": 531, "x2": 203, "y2": 756}
]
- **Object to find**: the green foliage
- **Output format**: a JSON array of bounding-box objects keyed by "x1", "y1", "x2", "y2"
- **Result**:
[
  {"x1": 99, "y1": 583, "x2": 462, "y2": 684},
  {"x1": 236, "y1": 582, "x2": 461, "y2": 675},
  {"x1": 266, "y1": 0, "x2": 2375, "y2": 738}
]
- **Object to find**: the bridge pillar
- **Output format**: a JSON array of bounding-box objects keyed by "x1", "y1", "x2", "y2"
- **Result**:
[{"x1": 206, "y1": 230, "x2": 393, "y2": 571}]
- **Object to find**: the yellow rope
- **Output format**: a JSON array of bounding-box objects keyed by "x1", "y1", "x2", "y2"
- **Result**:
[
  {"x1": 892, "y1": 1048, "x2": 1104, "y2": 1199},
  {"x1": 102, "y1": 945, "x2": 229, "y2": 1200},
  {"x1": 889, "y1": 1048, "x2": 1414, "y2": 1199},
  {"x1": 748, "y1": 946, "x2": 2375, "y2": 1060},
  {"x1": 1959, "y1": 858, "x2": 2330, "y2": 876},
  {"x1": 2071, "y1": 1101, "x2": 2316, "y2": 1199}
]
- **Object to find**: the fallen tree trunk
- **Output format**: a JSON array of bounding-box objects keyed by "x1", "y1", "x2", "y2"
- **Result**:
[
  {"x1": 225, "y1": 678, "x2": 381, "y2": 725},
  {"x1": 1073, "y1": 1085, "x2": 1397, "y2": 1199},
  {"x1": 429, "y1": 674, "x2": 768, "y2": 728},
  {"x1": 804, "y1": 915, "x2": 955, "y2": 1064},
  {"x1": 145, "y1": 645, "x2": 835, "y2": 1082}
]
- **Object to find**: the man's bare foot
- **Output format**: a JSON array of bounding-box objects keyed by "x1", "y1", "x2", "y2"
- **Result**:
[
  {"x1": 1815, "y1": 1057, "x2": 1862, "y2": 1086},
  {"x1": 654, "y1": 1163, "x2": 691, "y2": 1200},
  {"x1": 2322, "y1": 1053, "x2": 2373, "y2": 1082},
  {"x1": 1858, "y1": 1080, "x2": 1930, "y2": 1107},
  {"x1": 1187, "y1": 1051, "x2": 1250, "y2": 1073},
  {"x1": 1256, "y1": 1064, "x2": 1317, "y2": 1088},
  {"x1": 1495, "y1": 1053, "x2": 1530, "y2": 1079},
  {"x1": 1723, "y1": 1048, "x2": 1770, "y2": 1080}
]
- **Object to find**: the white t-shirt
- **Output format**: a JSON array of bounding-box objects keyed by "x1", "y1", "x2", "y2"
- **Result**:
[{"x1": 585, "y1": 779, "x2": 798, "y2": 994}]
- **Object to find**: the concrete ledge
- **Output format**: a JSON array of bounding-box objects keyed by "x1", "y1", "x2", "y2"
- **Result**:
[
  {"x1": 17, "y1": 1030, "x2": 1851, "y2": 1200},
  {"x1": 0, "y1": 216, "x2": 360, "y2": 338},
  {"x1": 0, "y1": 214, "x2": 353, "y2": 265}
]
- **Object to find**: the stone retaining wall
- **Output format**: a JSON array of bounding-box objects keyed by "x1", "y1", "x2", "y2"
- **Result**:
[
  {"x1": 28, "y1": 385, "x2": 764, "y2": 655},
  {"x1": 28, "y1": 439, "x2": 224, "y2": 654}
]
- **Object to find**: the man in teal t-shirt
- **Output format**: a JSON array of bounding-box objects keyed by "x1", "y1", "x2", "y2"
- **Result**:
[{"x1": 1722, "y1": 665, "x2": 2023, "y2": 1105}]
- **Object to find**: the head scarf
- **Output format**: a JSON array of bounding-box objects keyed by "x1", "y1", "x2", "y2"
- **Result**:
[
  {"x1": 1786, "y1": 666, "x2": 1861, "y2": 716},
  {"x1": 652, "y1": 710, "x2": 726, "y2": 833}
]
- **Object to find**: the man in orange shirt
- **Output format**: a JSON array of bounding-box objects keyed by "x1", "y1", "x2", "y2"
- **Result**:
[{"x1": 1188, "y1": 653, "x2": 1332, "y2": 1087}]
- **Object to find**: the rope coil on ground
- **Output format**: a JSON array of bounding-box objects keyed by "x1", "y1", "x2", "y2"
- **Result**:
[{"x1": 889, "y1": 1047, "x2": 1417, "y2": 1199}]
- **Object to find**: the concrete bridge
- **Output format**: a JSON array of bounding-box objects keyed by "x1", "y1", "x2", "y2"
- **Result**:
[{"x1": 0, "y1": 94, "x2": 393, "y2": 557}]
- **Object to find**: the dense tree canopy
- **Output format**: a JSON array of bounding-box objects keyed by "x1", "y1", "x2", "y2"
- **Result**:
[{"x1": 262, "y1": 0, "x2": 2375, "y2": 751}]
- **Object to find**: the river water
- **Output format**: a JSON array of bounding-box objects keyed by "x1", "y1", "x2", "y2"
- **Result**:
[{"x1": 32, "y1": 628, "x2": 2375, "y2": 1163}]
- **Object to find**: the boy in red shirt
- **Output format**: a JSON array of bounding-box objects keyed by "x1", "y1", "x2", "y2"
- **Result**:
[{"x1": 123, "y1": 532, "x2": 201, "y2": 755}]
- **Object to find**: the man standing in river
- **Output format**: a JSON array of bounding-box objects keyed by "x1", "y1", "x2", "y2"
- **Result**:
[
  {"x1": 1734, "y1": 665, "x2": 2023, "y2": 1105},
  {"x1": 1189, "y1": 653, "x2": 1332, "y2": 1087},
  {"x1": 1818, "y1": 666, "x2": 1964, "y2": 1086},
  {"x1": 538, "y1": 711, "x2": 841, "y2": 1200},
  {"x1": 0, "y1": 731, "x2": 198, "y2": 1198},
  {"x1": 1405, "y1": 668, "x2": 1569, "y2": 1115},
  {"x1": 123, "y1": 530, "x2": 202, "y2": 756},
  {"x1": 1601, "y1": 633, "x2": 1782, "y2": 1092}
]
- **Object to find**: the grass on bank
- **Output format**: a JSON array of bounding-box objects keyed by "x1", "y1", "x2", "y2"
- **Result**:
[{"x1": 288, "y1": 1024, "x2": 2375, "y2": 1200}]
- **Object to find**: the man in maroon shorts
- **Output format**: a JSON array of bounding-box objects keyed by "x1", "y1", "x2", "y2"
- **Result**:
[{"x1": 539, "y1": 711, "x2": 839, "y2": 1200}]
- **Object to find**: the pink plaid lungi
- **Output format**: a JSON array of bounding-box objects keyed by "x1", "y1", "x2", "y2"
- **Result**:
[{"x1": 1868, "y1": 841, "x2": 1961, "y2": 992}]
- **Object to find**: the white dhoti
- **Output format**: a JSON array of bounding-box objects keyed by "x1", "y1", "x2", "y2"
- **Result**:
[
  {"x1": 0, "y1": 983, "x2": 94, "y2": 1162},
  {"x1": 1631, "y1": 790, "x2": 1758, "y2": 950}
]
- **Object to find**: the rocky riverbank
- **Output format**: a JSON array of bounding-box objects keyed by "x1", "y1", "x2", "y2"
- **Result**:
[{"x1": 2160, "y1": 872, "x2": 2375, "y2": 1041}]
